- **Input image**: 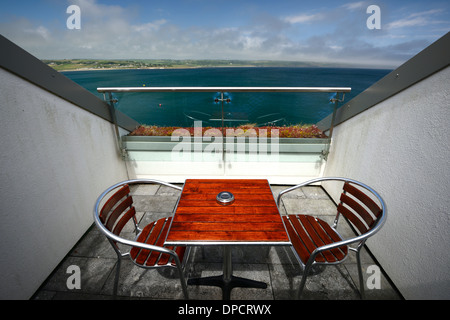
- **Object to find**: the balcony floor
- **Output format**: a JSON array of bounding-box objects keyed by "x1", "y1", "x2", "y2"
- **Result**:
[{"x1": 32, "y1": 184, "x2": 402, "y2": 300}]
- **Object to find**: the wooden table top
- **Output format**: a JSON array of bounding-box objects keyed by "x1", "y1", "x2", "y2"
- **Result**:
[{"x1": 165, "y1": 179, "x2": 290, "y2": 245}]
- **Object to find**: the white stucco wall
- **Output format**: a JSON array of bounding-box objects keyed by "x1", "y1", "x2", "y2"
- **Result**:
[
  {"x1": 323, "y1": 66, "x2": 450, "y2": 299},
  {"x1": 0, "y1": 68, "x2": 129, "y2": 299}
]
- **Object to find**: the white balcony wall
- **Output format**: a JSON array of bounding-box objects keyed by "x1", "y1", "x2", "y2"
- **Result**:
[
  {"x1": 125, "y1": 136, "x2": 329, "y2": 185},
  {"x1": 128, "y1": 150, "x2": 325, "y2": 185},
  {"x1": 0, "y1": 68, "x2": 129, "y2": 299},
  {"x1": 322, "y1": 66, "x2": 450, "y2": 299}
]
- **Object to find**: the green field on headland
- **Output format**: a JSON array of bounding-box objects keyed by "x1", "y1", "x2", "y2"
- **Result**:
[{"x1": 43, "y1": 59, "x2": 345, "y2": 71}]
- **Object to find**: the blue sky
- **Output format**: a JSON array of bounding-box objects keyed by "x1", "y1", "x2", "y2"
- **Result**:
[{"x1": 0, "y1": 0, "x2": 448, "y2": 68}]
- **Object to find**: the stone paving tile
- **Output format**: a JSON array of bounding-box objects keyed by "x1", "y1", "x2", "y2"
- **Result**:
[
  {"x1": 301, "y1": 186, "x2": 331, "y2": 199},
  {"x1": 281, "y1": 198, "x2": 337, "y2": 216},
  {"x1": 132, "y1": 195, "x2": 179, "y2": 213},
  {"x1": 156, "y1": 184, "x2": 183, "y2": 196},
  {"x1": 345, "y1": 263, "x2": 402, "y2": 300},
  {"x1": 130, "y1": 184, "x2": 160, "y2": 196},
  {"x1": 270, "y1": 263, "x2": 360, "y2": 300},
  {"x1": 100, "y1": 259, "x2": 187, "y2": 299},
  {"x1": 69, "y1": 227, "x2": 116, "y2": 259},
  {"x1": 39, "y1": 256, "x2": 116, "y2": 295},
  {"x1": 270, "y1": 185, "x2": 306, "y2": 200}
]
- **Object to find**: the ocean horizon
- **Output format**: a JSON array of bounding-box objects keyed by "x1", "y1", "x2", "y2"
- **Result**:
[{"x1": 63, "y1": 67, "x2": 391, "y2": 127}]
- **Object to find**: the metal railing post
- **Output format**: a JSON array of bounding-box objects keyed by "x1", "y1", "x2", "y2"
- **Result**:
[
  {"x1": 104, "y1": 92, "x2": 127, "y2": 159},
  {"x1": 322, "y1": 92, "x2": 346, "y2": 160}
]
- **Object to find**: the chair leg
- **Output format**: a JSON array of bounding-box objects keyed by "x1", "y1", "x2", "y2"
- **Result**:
[
  {"x1": 113, "y1": 257, "x2": 121, "y2": 298},
  {"x1": 177, "y1": 267, "x2": 190, "y2": 299},
  {"x1": 356, "y1": 249, "x2": 366, "y2": 300},
  {"x1": 173, "y1": 254, "x2": 190, "y2": 299},
  {"x1": 298, "y1": 262, "x2": 314, "y2": 299},
  {"x1": 201, "y1": 246, "x2": 206, "y2": 260}
]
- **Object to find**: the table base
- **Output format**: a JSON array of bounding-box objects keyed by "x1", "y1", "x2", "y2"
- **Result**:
[
  {"x1": 187, "y1": 246, "x2": 267, "y2": 300},
  {"x1": 188, "y1": 275, "x2": 267, "y2": 300}
]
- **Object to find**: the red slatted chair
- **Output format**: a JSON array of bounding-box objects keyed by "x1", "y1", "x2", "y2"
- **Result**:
[
  {"x1": 277, "y1": 177, "x2": 387, "y2": 299},
  {"x1": 93, "y1": 179, "x2": 189, "y2": 299}
]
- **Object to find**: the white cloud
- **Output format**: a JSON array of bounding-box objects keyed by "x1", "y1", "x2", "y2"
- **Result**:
[
  {"x1": 283, "y1": 13, "x2": 324, "y2": 24},
  {"x1": 1, "y1": 0, "x2": 447, "y2": 69},
  {"x1": 342, "y1": 1, "x2": 366, "y2": 10},
  {"x1": 386, "y1": 8, "x2": 446, "y2": 29},
  {"x1": 329, "y1": 45, "x2": 343, "y2": 51},
  {"x1": 72, "y1": 0, "x2": 126, "y2": 19},
  {"x1": 239, "y1": 34, "x2": 265, "y2": 50},
  {"x1": 26, "y1": 26, "x2": 51, "y2": 41},
  {"x1": 133, "y1": 19, "x2": 167, "y2": 32}
]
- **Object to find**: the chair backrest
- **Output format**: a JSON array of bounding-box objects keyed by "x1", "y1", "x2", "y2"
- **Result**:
[
  {"x1": 99, "y1": 184, "x2": 137, "y2": 239},
  {"x1": 337, "y1": 181, "x2": 383, "y2": 235}
]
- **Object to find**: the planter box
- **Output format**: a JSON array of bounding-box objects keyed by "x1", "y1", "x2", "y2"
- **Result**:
[
  {"x1": 122, "y1": 135, "x2": 329, "y2": 154},
  {"x1": 121, "y1": 135, "x2": 330, "y2": 184}
]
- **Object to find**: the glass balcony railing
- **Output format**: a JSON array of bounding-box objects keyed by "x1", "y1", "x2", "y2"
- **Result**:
[
  {"x1": 98, "y1": 86, "x2": 349, "y2": 126},
  {"x1": 98, "y1": 87, "x2": 350, "y2": 179}
]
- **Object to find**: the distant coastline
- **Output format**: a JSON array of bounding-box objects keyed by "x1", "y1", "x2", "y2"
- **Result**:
[
  {"x1": 58, "y1": 66, "x2": 202, "y2": 72},
  {"x1": 43, "y1": 59, "x2": 366, "y2": 72},
  {"x1": 56, "y1": 65, "x2": 255, "y2": 72}
]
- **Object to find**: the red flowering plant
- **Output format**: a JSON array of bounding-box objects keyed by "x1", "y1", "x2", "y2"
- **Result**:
[{"x1": 129, "y1": 123, "x2": 326, "y2": 139}]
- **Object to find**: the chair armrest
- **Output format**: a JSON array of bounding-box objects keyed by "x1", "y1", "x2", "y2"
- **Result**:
[
  {"x1": 124, "y1": 178, "x2": 183, "y2": 191},
  {"x1": 276, "y1": 177, "x2": 329, "y2": 206}
]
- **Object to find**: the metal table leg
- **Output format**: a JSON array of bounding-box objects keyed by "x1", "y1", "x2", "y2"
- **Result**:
[{"x1": 187, "y1": 246, "x2": 267, "y2": 300}]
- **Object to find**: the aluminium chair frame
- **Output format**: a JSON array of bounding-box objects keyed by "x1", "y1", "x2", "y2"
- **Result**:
[
  {"x1": 93, "y1": 179, "x2": 189, "y2": 299},
  {"x1": 277, "y1": 177, "x2": 387, "y2": 299}
]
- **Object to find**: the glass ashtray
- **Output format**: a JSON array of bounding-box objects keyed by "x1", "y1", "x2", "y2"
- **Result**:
[{"x1": 216, "y1": 191, "x2": 235, "y2": 205}]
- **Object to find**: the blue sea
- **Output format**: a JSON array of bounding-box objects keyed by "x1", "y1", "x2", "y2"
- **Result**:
[{"x1": 63, "y1": 67, "x2": 391, "y2": 127}]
